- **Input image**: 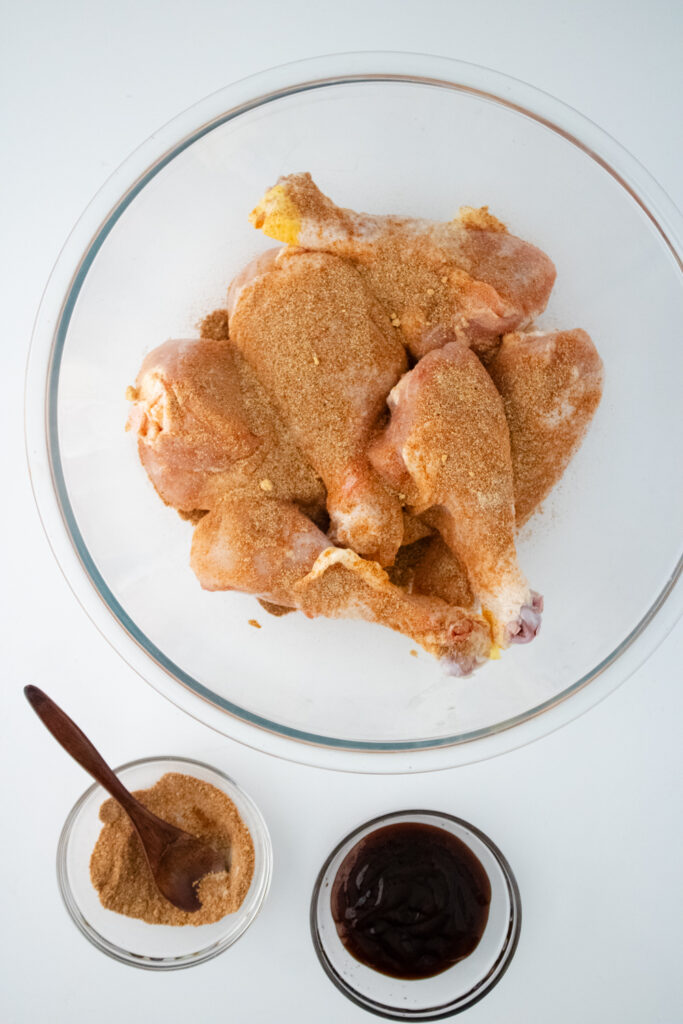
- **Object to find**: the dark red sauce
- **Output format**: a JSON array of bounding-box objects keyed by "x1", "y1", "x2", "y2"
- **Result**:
[{"x1": 331, "y1": 822, "x2": 491, "y2": 979}]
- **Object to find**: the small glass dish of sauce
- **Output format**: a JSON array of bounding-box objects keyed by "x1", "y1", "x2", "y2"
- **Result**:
[{"x1": 310, "y1": 810, "x2": 520, "y2": 1019}]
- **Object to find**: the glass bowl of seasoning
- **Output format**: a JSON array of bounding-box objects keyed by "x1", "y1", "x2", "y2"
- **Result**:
[
  {"x1": 57, "y1": 755, "x2": 272, "y2": 969},
  {"x1": 310, "y1": 810, "x2": 520, "y2": 1019}
]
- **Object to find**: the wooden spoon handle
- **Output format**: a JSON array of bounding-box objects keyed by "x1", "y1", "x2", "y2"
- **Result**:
[{"x1": 24, "y1": 685, "x2": 150, "y2": 832}]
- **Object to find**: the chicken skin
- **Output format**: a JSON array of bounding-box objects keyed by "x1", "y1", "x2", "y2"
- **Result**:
[
  {"x1": 191, "y1": 492, "x2": 491, "y2": 672},
  {"x1": 369, "y1": 341, "x2": 541, "y2": 648},
  {"x1": 126, "y1": 338, "x2": 260, "y2": 512},
  {"x1": 227, "y1": 247, "x2": 407, "y2": 565},
  {"x1": 488, "y1": 329, "x2": 604, "y2": 525},
  {"x1": 249, "y1": 173, "x2": 556, "y2": 361},
  {"x1": 126, "y1": 335, "x2": 325, "y2": 520}
]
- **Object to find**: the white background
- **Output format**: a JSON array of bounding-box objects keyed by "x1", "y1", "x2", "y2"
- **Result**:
[{"x1": 1, "y1": 2, "x2": 682, "y2": 1022}]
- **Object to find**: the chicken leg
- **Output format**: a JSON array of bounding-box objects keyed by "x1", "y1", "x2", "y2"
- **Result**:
[
  {"x1": 369, "y1": 341, "x2": 541, "y2": 647},
  {"x1": 191, "y1": 492, "x2": 491, "y2": 673},
  {"x1": 227, "y1": 247, "x2": 407, "y2": 564},
  {"x1": 126, "y1": 337, "x2": 260, "y2": 512},
  {"x1": 126, "y1": 335, "x2": 325, "y2": 520},
  {"x1": 392, "y1": 330, "x2": 602, "y2": 607},
  {"x1": 487, "y1": 329, "x2": 604, "y2": 525},
  {"x1": 249, "y1": 173, "x2": 556, "y2": 360}
]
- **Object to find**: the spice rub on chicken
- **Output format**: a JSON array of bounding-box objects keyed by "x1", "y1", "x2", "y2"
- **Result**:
[{"x1": 126, "y1": 174, "x2": 603, "y2": 675}]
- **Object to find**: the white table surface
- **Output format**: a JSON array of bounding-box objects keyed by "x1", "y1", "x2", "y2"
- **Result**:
[{"x1": 2, "y1": 2, "x2": 682, "y2": 1021}]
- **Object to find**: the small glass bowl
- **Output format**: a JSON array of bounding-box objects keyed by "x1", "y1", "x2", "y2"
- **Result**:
[
  {"x1": 57, "y1": 755, "x2": 273, "y2": 969},
  {"x1": 310, "y1": 810, "x2": 521, "y2": 1020}
]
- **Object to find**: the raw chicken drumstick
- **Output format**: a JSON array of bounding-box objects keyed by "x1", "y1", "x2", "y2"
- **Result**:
[
  {"x1": 488, "y1": 329, "x2": 604, "y2": 525},
  {"x1": 369, "y1": 341, "x2": 542, "y2": 648},
  {"x1": 393, "y1": 328, "x2": 603, "y2": 607},
  {"x1": 249, "y1": 173, "x2": 556, "y2": 360},
  {"x1": 191, "y1": 492, "x2": 491, "y2": 673},
  {"x1": 126, "y1": 338, "x2": 259, "y2": 512},
  {"x1": 126, "y1": 336, "x2": 325, "y2": 520},
  {"x1": 227, "y1": 247, "x2": 407, "y2": 565}
]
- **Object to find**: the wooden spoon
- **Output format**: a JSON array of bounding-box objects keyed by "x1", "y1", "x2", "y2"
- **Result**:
[{"x1": 24, "y1": 685, "x2": 227, "y2": 912}]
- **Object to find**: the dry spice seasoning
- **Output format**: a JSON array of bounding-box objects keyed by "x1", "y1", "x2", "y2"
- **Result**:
[{"x1": 90, "y1": 772, "x2": 254, "y2": 926}]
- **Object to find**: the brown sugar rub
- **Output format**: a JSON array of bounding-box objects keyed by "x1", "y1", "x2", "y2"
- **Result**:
[
  {"x1": 126, "y1": 174, "x2": 603, "y2": 674},
  {"x1": 90, "y1": 773, "x2": 254, "y2": 926}
]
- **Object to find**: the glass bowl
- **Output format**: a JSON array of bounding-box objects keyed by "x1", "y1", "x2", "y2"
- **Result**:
[
  {"x1": 310, "y1": 810, "x2": 521, "y2": 1019},
  {"x1": 57, "y1": 756, "x2": 273, "y2": 969},
  {"x1": 26, "y1": 53, "x2": 682, "y2": 772}
]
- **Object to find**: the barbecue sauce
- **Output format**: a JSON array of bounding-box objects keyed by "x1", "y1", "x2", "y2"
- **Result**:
[{"x1": 331, "y1": 822, "x2": 491, "y2": 979}]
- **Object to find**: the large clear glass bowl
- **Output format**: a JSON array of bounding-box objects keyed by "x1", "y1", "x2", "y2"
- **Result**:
[{"x1": 25, "y1": 53, "x2": 682, "y2": 772}]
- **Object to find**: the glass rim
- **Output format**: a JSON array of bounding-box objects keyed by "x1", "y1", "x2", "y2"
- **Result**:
[
  {"x1": 25, "y1": 52, "x2": 683, "y2": 773},
  {"x1": 309, "y1": 809, "x2": 522, "y2": 1019},
  {"x1": 56, "y1": 754, "x2": 273, "y2": 970}
]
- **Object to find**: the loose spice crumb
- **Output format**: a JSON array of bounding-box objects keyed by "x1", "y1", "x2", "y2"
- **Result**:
[
  {"x1": 257, "y1": 598, "x2": 295, "y2": 617},
  {"x1": 177, "y1": 508, "x2": 209, "y2": 524},
  {"x1": 90, "y1": 772, "x2": 254, "y2": 926},
  {"x1": 199, "y1": 308, "x2": 231, "y2": 341},
  {"x1": 458, "y1": 205, "x2": 508, "y2": 233},
  {"x1": 248, "y1": 618, "x2": 261, "y2": 628},
  {"x1": 312, "y1": 352, "x2": 320, "y2": 366},
  {"x1": 410, "y1": 649, "x2": 418, "y2": 658}
]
